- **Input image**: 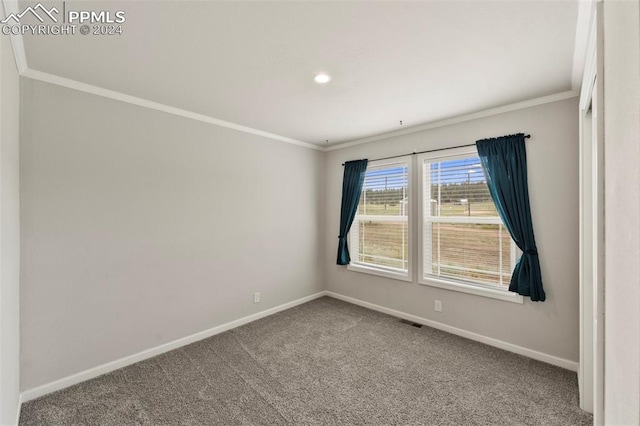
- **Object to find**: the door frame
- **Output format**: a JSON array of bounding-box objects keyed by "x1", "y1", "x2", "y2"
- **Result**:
[{"x1": 578, "y1": 1, "x2": 604, "y2": 422}]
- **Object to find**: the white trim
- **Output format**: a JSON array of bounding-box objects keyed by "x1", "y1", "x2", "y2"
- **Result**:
[
  {"x1": 579, "y1": 4, "x2": 598, "y2": 111},
  {"x1": 589, "y1": 5, "x2": 605, "y2": 421},
  {"x1": 325, "y1": 291, "x2": 578, "y2": 372},
  {"x1": 416, "y1": 149, "x2": 521, "y2": 303},
  {"x1": 325, "y1": 91, "x2": 578, "y2": 152},
  {"x1": 19, "y1": 289, "x2": 578, "y2": 405},
  {"x1": 354, "y1": 214, "x2": 409, "y2": 223},
  {"x1": 425, "y1": 216, "x2": 503, "y2": 225},
  {"x1": 348, "y1": 155, "x2": 413, "y2": 282},
  {"x1": 20, "y1": 291, "x2": 326, "y2": 403},
  {"x1": 571, "y1": 0, "x2": 596, "y2": 90},
  {"x1": 20, "y1": 68, "x2": 323, "y2": 151},
  {"x1": 9, "y1": 64, "x2": 579, "y2": 154},
  {"x1": 0, "y1": 8, "x2": 579, "y2": 157},
  {"x1": 578, "y1": 7, "x2": 599, "y2": 410},
  {"x1": 419, "y1": 278, "x2": 524, "y2": 304},
  {"x1": 1, "y1": 0, "x2": 28, "y2": 73},
  {"x1": 417, "y1": 145, "x2": 477, "y2": 161},
  {"x1": 14, "y1": 393, "x2": 22, "y2": 426},
  {"x1": 347, "y1": 262, "x2": 412, "y2": 282}
]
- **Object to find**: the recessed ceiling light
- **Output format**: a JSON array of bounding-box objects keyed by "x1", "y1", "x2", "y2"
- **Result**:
[{"x1": 314, "y1": 73, "x2": 331, "y2": 84}]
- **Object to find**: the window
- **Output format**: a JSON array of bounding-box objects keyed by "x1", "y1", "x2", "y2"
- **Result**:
[
  {"x1": 419, "y1": 148, "x2": 522, "y2": 302},
  {"x1": 348, "y1": 157, "x2": 412, "y2": 281}
]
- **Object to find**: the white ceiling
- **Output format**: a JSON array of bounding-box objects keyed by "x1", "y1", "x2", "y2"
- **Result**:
[{"x1": 21, "y1": 1, "x2": 579, "y2": 146}]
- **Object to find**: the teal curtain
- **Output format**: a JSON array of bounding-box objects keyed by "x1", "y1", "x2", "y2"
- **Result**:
[
  {"x1": 476, "y1": 134, "x2": 545, "y2": 301},
  {"x1": 337, "y1": 159, "x2": 368, "y2": 265}
]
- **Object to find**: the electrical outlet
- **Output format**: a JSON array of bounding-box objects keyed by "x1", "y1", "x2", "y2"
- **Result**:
[
  {"x1": 434, "y1": 300, "x2": 442, "y2": 312},
  {"x1": 253, "y1": 292, "x2": 260, "y2": 304}
]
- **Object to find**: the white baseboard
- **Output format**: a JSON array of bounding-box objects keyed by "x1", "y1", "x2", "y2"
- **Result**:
[
  {"x1": 20, "y1": 291, "x2": 327, "y2": 403},
  {"x1": 21, "y1": 289, "x2": 578, "y2": 405},
  {"x1": 325, "y1": 291, "x2": 579, "y2": 372}
]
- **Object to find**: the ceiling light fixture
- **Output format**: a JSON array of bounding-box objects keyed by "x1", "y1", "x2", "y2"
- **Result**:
[{"x1": 314, "y1": 73, "x2": 331, "y2": 84}]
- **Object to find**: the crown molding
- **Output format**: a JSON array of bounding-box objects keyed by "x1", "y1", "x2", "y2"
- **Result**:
[
  {"x1": 5, "y1": 0, "x2": 582, "y2": 155},
  {"x1": 324, "y1": 90, "x2": 579, "y2": 152},
  {"x1": 18, "y1": 64, "x2": 581, "y2": 154},
  {"x1": 3, "y1": 0, "x2": 321, "y2": 151},
  {"x1": 21, "y1": 68, "x2": 323, "y2": 151}
]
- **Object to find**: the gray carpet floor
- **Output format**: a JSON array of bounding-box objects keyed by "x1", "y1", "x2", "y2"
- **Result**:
[{"x1": 20, "y1": 297, "x2": 592, "y2": 425}]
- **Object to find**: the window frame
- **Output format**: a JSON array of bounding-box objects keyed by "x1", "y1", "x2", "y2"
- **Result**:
[
  {"x1": 417, "y1": 147, "x2": 524, "y2": 304},
  {"x1": 347, "y1": 156, "x2": 413, "y2": 283}
]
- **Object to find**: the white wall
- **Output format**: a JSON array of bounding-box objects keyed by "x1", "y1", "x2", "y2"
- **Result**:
[
  {"x1": 19, "y1": 79, "x2": 325, "y2": 391},
  {"x1": 324, "y1": 98, "x2": 580, "y2": 363},
  {"x1": 603, "y1": 0, "x2": 640, "y2": 423},
  {"x1": 0, "y1": 31, "x2": 21, "y2": 426}
]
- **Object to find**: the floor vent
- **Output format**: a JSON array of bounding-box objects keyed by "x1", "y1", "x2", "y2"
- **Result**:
[{"x1": 399, "y1": 319, "x2": 423, "y2": 328}]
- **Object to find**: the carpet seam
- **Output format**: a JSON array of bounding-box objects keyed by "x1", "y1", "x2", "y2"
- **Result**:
[
  {"x1": 228, "y1": 332, "x2": 293, "y2": 425},
  {"x1": 181, "y1": 343, "x2": 243, "y2": 425},
  {"x1": 153, "y1": 351, "x2": 201, "y2": 424}
]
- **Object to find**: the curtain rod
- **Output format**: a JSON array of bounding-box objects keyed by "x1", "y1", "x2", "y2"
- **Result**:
[{"x1": 341, "y1": 134, "x2": 531, "y2": 166}]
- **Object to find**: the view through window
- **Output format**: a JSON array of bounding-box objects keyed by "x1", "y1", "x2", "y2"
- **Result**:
[
  {"x1": 422, "y1": 154, "x2": 517, "y2": 288},
  {"x1": 350, "y1": 160, "x2": 410, "y2": 276}
]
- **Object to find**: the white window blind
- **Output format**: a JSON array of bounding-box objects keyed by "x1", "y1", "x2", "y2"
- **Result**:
[
  {"x1": 422, "y1": 154, "x2": 517, "y2": 288},
  {"x1": 350, "y1": 161, "x2": 410, "y2": 275}
]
